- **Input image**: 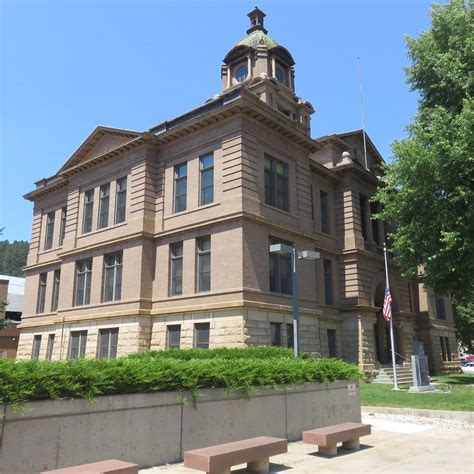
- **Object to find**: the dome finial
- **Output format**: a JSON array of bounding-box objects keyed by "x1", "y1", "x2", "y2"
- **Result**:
[{"x1": 247, "y1": 6, "x2": 267, "y2": 34}]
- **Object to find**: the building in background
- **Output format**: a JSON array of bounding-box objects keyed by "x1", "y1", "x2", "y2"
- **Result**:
[
  {"x1": 0, "y1": 275, "x2": 24, "y2": 359},
  {"x1": 16, "y1": 8, "x2": 456, "y2": 374}
]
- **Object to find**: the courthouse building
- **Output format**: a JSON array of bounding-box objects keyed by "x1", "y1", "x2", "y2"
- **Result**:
[{"x1": 17, "y1": 8, "x2": 456, "y2": 374}]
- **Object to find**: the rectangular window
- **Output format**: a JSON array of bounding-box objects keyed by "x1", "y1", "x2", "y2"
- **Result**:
[
  {"x1": 37, "y1": 273, "x2": 47, "y2": 314},
  {"x1": 69, "y1": 330, "x2": 87, "y2": 359},
  {"x1": 323, "y1": 259, "x2": 334, "y2": 305},
  {"x1": 195, "y1": 323, "x2": 210, "y2": 349},
  {"x1": 359, "y1": 194, "x2": 368, "y2": 241},
  {"x1": 46, "y1": 334, "x2": 55, "y2": 360},
  {"x1": 286, "y1": 324, "x2": 294, "y2": 349},
  {"x1": 51, "y1": 270, "x2": 61, "y2": 312},
  {"x1": 170, "y1": 242, "x2": 183, "y2": 296},
  {"x1": 436, "y1": 297, "x2": 446, "y2": 320},
  {"x1": 265, "y1": 155, "x2": 289, "y2": 211},
  {"x1": 270, "y1": 322, "x2": 282, "y2": 346},
  {"x1": 103, "y1": 252, "x2": 123, "y2": 302},
  {"x1": 439, "y1": 336, "x2": 447, "y2": 361},
  {"x1": 83, "y1": 189, "x2": 94, "y2": 234},
  {"x1": 98, "y1": 183, "x2": 110, "y2": 229},
  {"x1": 32, "y1": 335, "x2": 41, "y2": 359},
  {"x1": 197, "y1": 236, "x2": 211, "y2": 292},
  {"x1": 166, "y1": 325, "x2": 181, "y2": 349},
  {"x1": 115, "y1": 177, "x2": 127, "y2": 224},
  {"x1": 445, "y1": 337, "x2": 451, "y2": 361},
  {"x1": 98, "y1": 328, "x2": 119, "y2": 359},
  {"x1": 75, "y1": 259, "x2": 92, "y2": 306},
  {"x1": 327, "y1": 329, "x2": 337, "y2": 358},
  {"x1": 269, "y1": 237, "x2": 292, "y2": 295},
  {"x1": 320, "y1": 190, "x2": 329, "y2": 234},
  {"x1": 44, "y1": 211, "x2": 55, "y2": 250},
  {"x1": 370, "y1": 202, "x2": 380, "y2": 244},
  {"x1": 200, "y1": 153, "x2": 214, "y2": 206},
  {"x1": 59, "y1": 207, "x2": 67, "y2": 246},
  {"x1": 174, "y1": 163, "x2": 187, "y2": 213}
]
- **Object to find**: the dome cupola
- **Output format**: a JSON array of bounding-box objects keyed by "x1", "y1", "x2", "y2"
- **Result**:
[
  {"x1": 221, "y1": 7, "x2": 295, "y2": 92},
  {"x1": 221, "y1": 7, "x2": 314, "y2": 135}
]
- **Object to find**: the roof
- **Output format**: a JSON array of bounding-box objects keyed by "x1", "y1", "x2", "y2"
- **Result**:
[{"x1": 235, "y1": 29, "x2": 279, "y2": 49}]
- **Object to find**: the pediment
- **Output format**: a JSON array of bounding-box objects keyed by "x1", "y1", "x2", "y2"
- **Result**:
[{"x1": 58, "y1": 126, "x2": 141, "y2": 174}]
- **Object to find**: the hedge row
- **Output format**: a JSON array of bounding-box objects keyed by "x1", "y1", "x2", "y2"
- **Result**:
[{"x1": 0, "y1": 348, "x2": 360, "y2": 407}]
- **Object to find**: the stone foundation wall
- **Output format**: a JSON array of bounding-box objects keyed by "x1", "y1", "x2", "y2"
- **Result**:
[{"x1": 16, "y1": 317, "x2": 148, "y2": 360}]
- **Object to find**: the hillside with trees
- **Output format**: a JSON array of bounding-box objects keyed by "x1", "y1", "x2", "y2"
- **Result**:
[{"x1": 0, "y1": 240, "x2": 29, "y2": 277}]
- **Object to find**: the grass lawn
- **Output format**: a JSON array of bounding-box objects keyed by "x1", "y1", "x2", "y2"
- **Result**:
[{"x1": 360, "y1": 374, "x2": 474, "y2": 411}]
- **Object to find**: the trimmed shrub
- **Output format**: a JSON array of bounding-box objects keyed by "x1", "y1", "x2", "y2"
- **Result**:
[{"x1": 0, "y1": 347, "x2": 360, "y2": 407}]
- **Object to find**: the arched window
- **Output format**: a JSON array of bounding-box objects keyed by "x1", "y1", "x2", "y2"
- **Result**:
[
  {"x1": 275, "y1": 66, "x2": 287, "y2": 86},
  {"x1": 234, "y1": 65, "x2": 248, "y2": 83}
]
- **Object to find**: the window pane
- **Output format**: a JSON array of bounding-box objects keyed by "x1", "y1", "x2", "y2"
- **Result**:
[
  {"x1": 264, "y1": 156, "x2": 288, "y2": 211},
  {"x1": 83, "y1": 190, "x2": 94, "y2": 234},
  {"x1": 324, "y1": 259, "x2": 333, "y2": 305},
  {"x1": 59, "y1": 207, "x2": 67, "y2": 246},
  {"x1": 115, "y1": 178, "x2": 127, "y2": 224},
  {"x1": 195, "y1": 323, "x2": 209, "y2": 349},
  {"x1": 37, "y1": 273, "x2": 47, "y2": 313},
  {"x1": 170, "y1": 243, "x2": 183, "y2": 296},
  {"x1": 46, "y1": 334, "x2": 55, "y2": 360},
  {"x1": 45, "y1": 211, "x2": 55, "y2": 250},
  {"x1": 79, "y1": 331, "x2": 87, "y2": 358},
  {"x1": 100, "y1": 330, "x2": 110, "y2": 359},
  {"x1": 98, "y1": 184, "x2": 110, "y2": 229},
  {"x1": 51, "y1": 270, "x2": 60, "y2": 311},
  {"x1": 32, "y1": 335, "x2": 42, "y2": 359},
  {"x1": 327, "y1": 329, "x2": 337, "y2": 357},
  {"x1": 167, "y1": 325, "x2": 181, "y2": 349},
  {"x1": 200, "y1": 153, "x2": 213, "y2": 169},
  {"x1": 69, "y1": 331, "x2": 83, "y2": 359},
  {"x1": 271, "y1": 323, "x2": 281, "y2": 346},
  {"x1": 201, "y1": 170, "x2": 214, "y2": 194}
]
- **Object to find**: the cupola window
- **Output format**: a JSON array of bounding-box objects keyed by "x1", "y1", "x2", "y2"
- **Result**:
[
  {"x1": 234, "y1": 64, "x2": 248, "y2": 83},
  {"x1": 275, "y1": 66, "x2": 287, "y2": 85}
]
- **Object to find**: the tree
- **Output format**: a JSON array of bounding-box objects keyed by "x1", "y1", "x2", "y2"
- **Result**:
[
  {"x1": 375, "y1": 0, "x2": 474, "y2": 307},
  {"x1": 0, "y1": 240, "x2": 29, "y2": 277}
]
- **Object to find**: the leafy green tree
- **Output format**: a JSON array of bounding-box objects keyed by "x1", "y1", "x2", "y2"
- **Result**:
[
  {"x1": 0, "y1": 240, "x2": 29, "y2": 277},
  {"x1": 375, "y1": 0, "x2": 474, "y2": 308}
]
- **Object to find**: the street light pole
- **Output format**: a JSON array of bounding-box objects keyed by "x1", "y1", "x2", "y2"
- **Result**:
[
  {"x1": 291, "y1": 247, "x2": 300, "y2": 357},
  {"x1": 269, "y1": 244, "x2": 320, "y2": 358}
]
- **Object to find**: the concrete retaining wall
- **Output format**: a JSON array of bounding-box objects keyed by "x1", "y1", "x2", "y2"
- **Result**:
[{"x1": 0, "y1": 380, "x2": 361, "y2": 473}]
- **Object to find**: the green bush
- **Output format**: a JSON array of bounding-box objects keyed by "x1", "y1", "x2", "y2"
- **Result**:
[{"x1": 0, "y1": 347, "x2": 360, "y2": 408}]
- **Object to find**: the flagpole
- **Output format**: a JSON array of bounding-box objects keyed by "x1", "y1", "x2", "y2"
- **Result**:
[{"x1": 384, "y1": 243, "x2": 399, "y2": 390}]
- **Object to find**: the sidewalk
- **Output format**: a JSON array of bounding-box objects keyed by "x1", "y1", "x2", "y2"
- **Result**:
[{"x1": 140, "y1": 413, "x2": 473, "y2": 473}]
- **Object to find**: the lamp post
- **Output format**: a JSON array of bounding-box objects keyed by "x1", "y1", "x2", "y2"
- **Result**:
[{"x1": 269, "y1": 244, "x2": 320, "y2": 357}]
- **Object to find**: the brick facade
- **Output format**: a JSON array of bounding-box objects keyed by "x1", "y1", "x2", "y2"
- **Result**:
[{"x1": 17, "y1": 9, "x2": 456, "y2": 374}]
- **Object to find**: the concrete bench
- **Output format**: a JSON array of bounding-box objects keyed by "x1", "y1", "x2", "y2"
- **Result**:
[
  {"x1": 303, "y1": 422, "x2": 371, "y2": 456},
  {"x1": 41, "y1": 459, "x2": 138, "y2": 474},
  {"x1": 184, "y1": 436, "x2": 288, "y2": 474}
]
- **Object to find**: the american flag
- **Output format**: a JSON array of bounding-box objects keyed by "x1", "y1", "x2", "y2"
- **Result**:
[{"x1": 383, "y1": 285, "x2": 392, "y2": 321}]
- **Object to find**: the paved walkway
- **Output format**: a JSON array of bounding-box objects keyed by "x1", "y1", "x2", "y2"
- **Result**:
[{"x1": 140, "y1": 413, "x2": 473, "y2": 473}]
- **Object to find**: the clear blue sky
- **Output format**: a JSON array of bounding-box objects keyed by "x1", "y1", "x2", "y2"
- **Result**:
[{"x1": 1, "y1": 0, "x2": 439, "y2": 242}]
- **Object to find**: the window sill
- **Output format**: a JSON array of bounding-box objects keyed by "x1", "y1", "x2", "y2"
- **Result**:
[
  {"x1": 37, "y1": 247, "x2": 63, "y2": 258},
  {"x1": 165, "y1": 202, "x2": 220, "y2": 220},
  {"x1": 77, "y1": 221, "x2": 127, "y2": 240}
]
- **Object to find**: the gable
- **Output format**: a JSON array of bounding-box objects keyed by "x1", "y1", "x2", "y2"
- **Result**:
[{"x1": 58, "y1": 126, "x2": 141, "y2": 174}]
